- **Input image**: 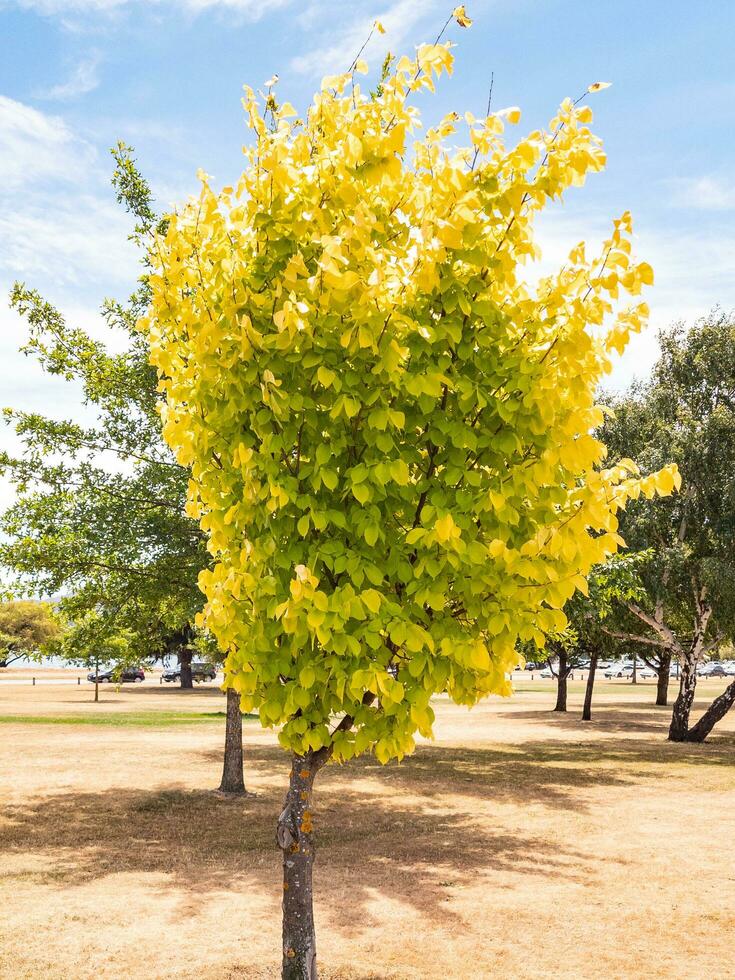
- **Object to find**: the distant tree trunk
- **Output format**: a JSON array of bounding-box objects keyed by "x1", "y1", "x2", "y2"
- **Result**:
[
  {"x1": 656, "y1": 651, "x2": 672, "y2": 706},
  {"x1": 554, "y1": 651, "x2": 568, "y2": 712},
  {"x1": 219, "y1": 687, "x2": 245, "y2": 795},
  {"x1": 279, "y1": 752, "x2": 322, "y2": 979},
  {"x1": 179, "y1": 647, "x2": 193, "y2": 689},
  {"x1": 582, "y1": 652, "x2": 598, "y2": 721},
  {"x1": 631, "y1": 651, "x2": 638, "y2": 684},
  {"x1": 684, "y1": 678, "x2": 735, "y2": 742},
  {"x1": 94, "y1": 653, "x2": 99, "y2": 703}
]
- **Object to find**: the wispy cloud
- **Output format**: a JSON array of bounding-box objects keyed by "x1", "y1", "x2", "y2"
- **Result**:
[
  {"x1": 290, "y1": 0, "x2": 442, "y2": 77},
  {"x1": 0, "y1": 96, "x2": 97, "y2": 189},
  {"x1": 0, "y1": 97, "x2": 137, "y2": 287},
  {"x1": 10, "y1": 0, "x2": 291, "y2": 15},
  {"x1": 37, "y1": 53, "x2": 101, "y2": 101},
  {"x1": 666, "y1": 175, "x2": 735, "y2": 211},
  {"x1": 11, "y1": 0, "x2": 127, "y2": 12}
]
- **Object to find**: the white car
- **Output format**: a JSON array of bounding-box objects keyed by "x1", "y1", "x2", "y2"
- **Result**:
[{"x1": 605, "y1": 663, "x2": 656, "y2": 679}]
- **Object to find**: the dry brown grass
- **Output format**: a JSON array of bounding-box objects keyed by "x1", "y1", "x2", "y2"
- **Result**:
[{"x1": 0, "y1": 677, "x2": 734, "y2": 979}]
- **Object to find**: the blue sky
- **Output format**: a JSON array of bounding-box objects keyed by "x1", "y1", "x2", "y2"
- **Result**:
[{"x1": 1, "y1": 0, "x2": 734, "y2": 509}]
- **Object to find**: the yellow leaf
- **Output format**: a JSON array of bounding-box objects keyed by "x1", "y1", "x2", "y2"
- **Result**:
[
  {"x1": 317, "y1": 365, "x2": 336, "y2": 387},
  {"x1": 452, "y1": 4, "x2": 473, "y2": 27},
  {"x1": 435, "y1": 513, "x2": 458, "y2": 543},
  {"x1": 374, "y1": 19, "x2": 385, "y2": 34},
  {"x1": 588, "y1": 81, "x2": 612, "y2": 93}
]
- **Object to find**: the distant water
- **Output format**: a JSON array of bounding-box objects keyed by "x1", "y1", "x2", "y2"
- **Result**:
[{"x1": 5, "y1": 656, "x2": 175, "y2": 669}]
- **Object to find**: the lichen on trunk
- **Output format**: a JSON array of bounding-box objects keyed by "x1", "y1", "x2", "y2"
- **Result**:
[{"x1": 279, "y1": 753, "x2": 322, "y2": 979}]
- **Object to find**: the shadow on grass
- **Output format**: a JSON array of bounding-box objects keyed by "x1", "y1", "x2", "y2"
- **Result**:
[
  {"x1": 1, "y1": 699, "x2": 732, "y2": 929},
  {"x1": 0, "y1": 735, "x2": 650, "y2": 918}
]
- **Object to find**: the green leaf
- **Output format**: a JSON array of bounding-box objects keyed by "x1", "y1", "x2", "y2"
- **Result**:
[{"x1": 352, "y1": 483, "x2": 371, "y2": 505}]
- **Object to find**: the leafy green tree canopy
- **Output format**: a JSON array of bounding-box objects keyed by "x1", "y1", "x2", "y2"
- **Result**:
[
  {"x1": 603, "y1": 310, "x2": 735, "y2": 739},
  {"x1": 0, "y1": 600, "x2": 59, "y2": 666}
]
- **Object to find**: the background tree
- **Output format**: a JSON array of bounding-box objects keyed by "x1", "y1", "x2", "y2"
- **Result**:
[
  {"x1": 0, "y1": 147, "x2": 245, "y2": 790},
  {"x1": 52, "y1": 610, "x2": 133, "y2": 702},
  {"x1": 0, "y1": 599, "x2": 59, "y2": 667},
  {"x1": 602, "y1": 310, "x2": 735, "y2": 740},
  {"x1": 544, "y1": 555, "x2": 649, "y2": 719},
  {"x1": 141, "y1": 25, "x2": 676, "y2": 975}
]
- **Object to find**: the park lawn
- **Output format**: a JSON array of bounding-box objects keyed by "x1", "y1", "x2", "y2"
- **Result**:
[{"x1": 0, "y1": 681, "x2": 733, "y2": 979}]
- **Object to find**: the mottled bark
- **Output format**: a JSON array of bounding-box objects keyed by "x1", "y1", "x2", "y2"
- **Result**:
[
  {"x1": 179, "y1": 647, "x2": 193, "y2": 689},
  {"x1": 655, "y1": 650, "x2": 672, "y2": 706},
  {"x1": 669, "y1": 655, "x2": 698, "y2": 741},
  {"x1": 279, "y1": 753, "x2": 321, "y2": 979},
  {"x1": 582, "y1": 652, "x2": 598, "y2": 721},
  {"x1": 669, "y1": 604, "x2": 711, "y2": 741},
  {"x1": 554, "y1": 651, "x2": 568, "y2": 712},
  {"x1": 219, "y1": 687, "x2": 245, "y2": 795},
  {"x1": 682, "y1": 678, "x2": 735, "y2": 743}
]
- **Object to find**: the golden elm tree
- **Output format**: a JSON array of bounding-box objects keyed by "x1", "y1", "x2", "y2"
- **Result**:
[{"x1": 139, "y1": 29, "x2": 678, "y2": 979}]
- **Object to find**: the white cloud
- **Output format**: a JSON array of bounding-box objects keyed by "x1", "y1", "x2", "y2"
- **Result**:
[
  {"x1": 0, "y1": 97, "x2": 137, "y2": 289},
  {"x1": 39, "y1": 54, "x2": 101, "y2": 101},
  {"x1": 0, "y1": 95, "x2": 137, "y2": 522},
  {"x1": 10, "y1": 0, "x2": 290, "y2": 15},
  {"x1": 0, "y1": 198, "x2": 138, "y2": 288},
  {"x1": 667, "y1": 175, "x2": 735, "y2": 212},
  {"x1": 290, "y1": 0, "x2": 442, "y2": 76},
  {"x1": 0, "y1": 96, "x2": 96, "y2": 189}
]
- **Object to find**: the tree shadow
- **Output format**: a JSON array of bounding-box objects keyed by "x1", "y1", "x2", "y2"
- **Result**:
[
  {"x1": 2, "y1": 707, "x2": 731, "y2": 933},
  {"x1": 0, "y1": 734, "x2": 649, "y2": 927}
]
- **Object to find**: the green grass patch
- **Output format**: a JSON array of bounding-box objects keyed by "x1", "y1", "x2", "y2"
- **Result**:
[{"x1": 0, "y1": 710, "x2": 259, "y2": 728}]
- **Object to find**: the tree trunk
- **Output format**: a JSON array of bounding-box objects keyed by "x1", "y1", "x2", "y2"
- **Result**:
[
  {"x1": 278, "y1": 753, "x2": 321, "y2": 979},
  {"x1": 631, "y1": 651, "x2": 638, "y2": 684},
  {"x1": 684, "y1": 678, "x2": 735, "y2": 742},
  {"x1": 179, "y1": 648, "x2": 193, "y2": 689},
  {"x1": 94, "y1": 654, "x2": 99, "y2": 703},
  {"x1": 219, "y1": 687, "x2": 245, "y2": 795},
  {"x1": 669, "y1": 606, "x2": 711, "y2": 741},
  {"x1": 656, "y1": 651, "x2": 672, "y2": 706},
  {"x1": 582, "y1": 652, "x2": 598, "y2": 721},
  {"x1": 554, "y1": 651, "x2": 568, "y2": 712},
  {"x1": 669, "y1": 655, "x2": 698, "y2": 741}
]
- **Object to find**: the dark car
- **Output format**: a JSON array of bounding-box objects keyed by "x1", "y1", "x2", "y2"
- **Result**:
[
  {"x1": 162, "y1": 661, "x2": 217, "y2": 683},
  {"x1": 87, "y1": 666, "x2": 145, "y2": 684}
]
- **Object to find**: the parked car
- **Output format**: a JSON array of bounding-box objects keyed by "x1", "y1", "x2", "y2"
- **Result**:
[
  {"x1": 699, "y1": 663, "x2": 730, "y2": 678},
  {"x1": 539, "y1": 666, "x2": 555, "y2": 679},
  {"x1": 162, "y1": 661, "x2": 217, "y2": 683},
  {"x1": 605, "y1": 663, "x2": 656, "y2": 680},
  {"x1": 87, "y1": 666, "x2": 144, "y2": 684},
  {"x1": 524, "y1": 662, "x2": 544, "y2": 671}
]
